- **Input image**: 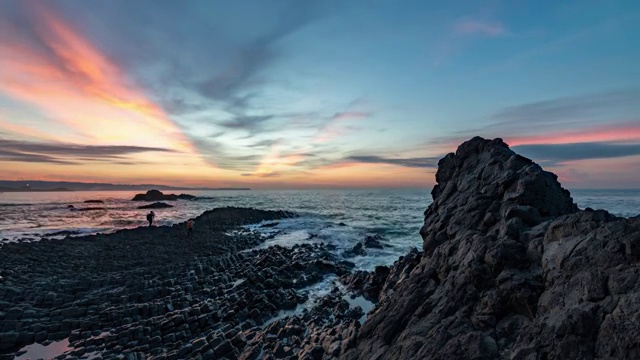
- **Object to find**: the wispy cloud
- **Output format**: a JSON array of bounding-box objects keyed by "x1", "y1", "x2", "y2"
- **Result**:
[
  {"x1": 330, "y1": 112, "x2": 370, "y2": 121},
  {"x1": 506, "y1": 122, "x2": 640, "y2": 146},
  {"x1": 347, "y1": 155, "x2": 441, "y2": 168},
  {"x1": 195, "y1": 1, "x2": 327, "y2": 110},
  {"x1": 453, "y1": 19, "x2": 505, "y2": 37},
  {"x1": 314, "y1": 101, "x2": 372, "y2": 143},
  {"x1": 513, "y1": 142, "x2": 640, "y2": 164},
  {"x1": 492, "y1": 88, "x2": 640, "y2": 126},
  {"x1": 0, "y1": 2, "x2": 193, "y2": 152},
  {"x1": 426, "y1": 89, "x2": 640, "y2": 153},
  {"x1": 220, "y1": 115, "x2": 274, "y2": 131},
  {"x1": 252, "y1": 144, "x2": 305, "y2": 177},
  {"x1": 0, "y1": 138, "x2": 176, "y2": 164},
  {"x1": 0, "y1": 149, "x2": 73, "y2": 164}
]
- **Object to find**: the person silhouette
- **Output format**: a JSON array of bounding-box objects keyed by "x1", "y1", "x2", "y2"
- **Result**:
[
  {"x1": 186, "y1": 219, "x2": 194, "y2": 237},
  {"x1": 146, "y1": 211, "x2": 155, "y2": 226}
]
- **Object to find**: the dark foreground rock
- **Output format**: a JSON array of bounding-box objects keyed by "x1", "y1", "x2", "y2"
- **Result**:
[
  {"x1": 138, "y1": 202, "x2": 174, "y2": 209},
  {"x1": 132, "y1": 189, "x2": 197, "y2": 201},
  {"x1": 337, "y1": 137, "x2": 640, "y2": 360},
  {"x1": 0, "y1": 207, "x2": 362, "y2": 359}
]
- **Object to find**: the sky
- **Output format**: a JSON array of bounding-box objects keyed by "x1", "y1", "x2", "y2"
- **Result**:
[{"x1": 0, "y1": 0, "x2": 639, "y2": 189}]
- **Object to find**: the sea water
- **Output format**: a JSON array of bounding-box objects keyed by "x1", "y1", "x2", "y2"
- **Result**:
[{"x1": 1, "y1": 189, "x2": 639, "y2": 271}]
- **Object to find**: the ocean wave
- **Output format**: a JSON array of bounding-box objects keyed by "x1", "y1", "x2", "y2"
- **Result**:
[{"x1": 0, "y1": 203, "x2": 34, "y2": 207}]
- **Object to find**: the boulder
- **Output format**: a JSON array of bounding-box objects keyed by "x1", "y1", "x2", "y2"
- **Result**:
[
  {"x1": 343, "y1": 242, "x2": 367, "y2": 258},
  {"x1": 137, "y1": 202, "x2": 174, "y2": 209},
  {"x1": 363, "y1": 235, "x2": 386, "y2": 249},
  {"x1": 343, "y1": 137, "x2": 640, "y2": 360}
]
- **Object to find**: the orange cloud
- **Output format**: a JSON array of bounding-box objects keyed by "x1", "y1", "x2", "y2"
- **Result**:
[
  {"x1": 0, "y1": 2, "x2": 194, "y2": 153},
  {"x1": 252, "y1": 144, "x2": 305, "y2": 177},
  {"x1": 0, "y1": 116, "x2": 61, "y2": 142}
]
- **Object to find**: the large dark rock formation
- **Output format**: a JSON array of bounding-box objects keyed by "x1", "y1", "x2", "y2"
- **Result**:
[
  {"x1": 132, "y1": 189, "x2": 197, "y2": 201},
  {"x1": 342, "y1": 137, "x2": 640, "y2": 360}
]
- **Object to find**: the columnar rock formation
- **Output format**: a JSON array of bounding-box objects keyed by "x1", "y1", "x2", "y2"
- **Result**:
[{"x1": 344, "y1": 137, "x2": 640, "y2": 360}]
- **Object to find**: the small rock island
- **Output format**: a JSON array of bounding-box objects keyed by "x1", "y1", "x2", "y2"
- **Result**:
[{"x1": 131, "y1": 189, "x2": 198, "y2": 201}]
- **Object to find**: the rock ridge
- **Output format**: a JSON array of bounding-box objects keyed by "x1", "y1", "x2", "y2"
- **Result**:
[{"x1": 341, "y1": 137, "x2": 640, "y2": 360}]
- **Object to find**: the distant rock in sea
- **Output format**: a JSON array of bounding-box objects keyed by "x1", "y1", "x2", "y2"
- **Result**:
[
  {"x1": 137, "y1": 202, "x2": 174, "y2": 209},
  {"x1": 83, "y1": 199, "x2": 104, "y2": 204},
  {"x1": 339, "y1": 136, "x2": 640, "y2": 360},
  {"x1": 131, "y1": 189, "x2": 197, "y2": 201},
  {"x1": 70, "y1": 207, "x2": 106, "y2": 212}
]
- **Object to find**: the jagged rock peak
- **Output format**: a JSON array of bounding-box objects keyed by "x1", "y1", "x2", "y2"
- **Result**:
[
  {"x1": 421, "y1": 136, "x2": 577, "y2": 254},
  {"x1": 342, "y1": 136, "x2": 640, "y2": 360}
]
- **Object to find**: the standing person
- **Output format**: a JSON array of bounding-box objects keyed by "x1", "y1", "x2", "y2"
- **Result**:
[
  {"x1": 146, "y1": 211, "x2": 155, "y2": 227},
  {"x1": 186, "y1": 219, "x2": 194, "y2": 237}
]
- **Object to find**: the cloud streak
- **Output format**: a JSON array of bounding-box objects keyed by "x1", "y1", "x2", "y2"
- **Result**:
[
  {"x1": 347, "y1": 155, "x2": 440, "y2": 168},
  {"x1": 492, "y1": 88, "x2": 640, "y2": 125},
  {"x1": 0, "y1": 1, "x2": 193, "y2": 152},
  {"x1": 454, "y1": 19, "x2": 505, "y2": 37},
  {"x1": 513, "y1": 142, "x2": 640, "y2": 163},
  {"x1": 195, "y1": 1, "x2": 327, "y2": 108},
  {"x1": 0, "y1": 137, "x2": 176, "y2": 164}
]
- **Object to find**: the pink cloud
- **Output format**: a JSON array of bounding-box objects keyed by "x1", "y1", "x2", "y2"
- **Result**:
[
  {"x1": 454, "y1": 19, "x2": 505, "y2": 37},
  {"x1": 331, "y1": 111, "x2": 370, "y2": 121},
  {"x1": 506, "y1": 123, "x2": 640, "y2": 146}
]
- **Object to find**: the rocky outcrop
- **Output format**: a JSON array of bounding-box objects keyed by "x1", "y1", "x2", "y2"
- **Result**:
[
  {"x1": 342, "y1": 137, "x2": 640, "y2": 360},
  {"x1": 137, "y1": 202, "x2": 174, "y2": 209},
  {"x1": 131, "y1": 189, "x2": 197, "y2": 201}
]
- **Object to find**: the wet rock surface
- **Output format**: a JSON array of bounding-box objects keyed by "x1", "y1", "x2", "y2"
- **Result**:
[
  {"x1": 339, "y1": 137, "x2": 640, "y2": 360},
  {"x1": 237, "y1": 288, "x2": 364, "y2": 360},
  {"x1": 0, "y1": 207, "x2": 358, "y2": 359}
]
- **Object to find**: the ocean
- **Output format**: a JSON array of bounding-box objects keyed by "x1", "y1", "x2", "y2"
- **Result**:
[{"x1": 1, "y1": 188, "x2": 639, "y2": 273}]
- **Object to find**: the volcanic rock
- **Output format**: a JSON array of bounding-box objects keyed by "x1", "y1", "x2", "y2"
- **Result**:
[
  {"x1": 343, "y1": 242, "x2": 367, "y2": 258},
  {"x1": 131, "y1": 189, "x2": 197, "y2": 201},
  {"x1": 363, "y1": 235, "x2": 386, "y2": 249},
  {"x1": 341, "y1": 137, "x2": 640, "y2": 360},
  {"x1": 137, "y1": 202, "x2": 174, "y2": 209}
]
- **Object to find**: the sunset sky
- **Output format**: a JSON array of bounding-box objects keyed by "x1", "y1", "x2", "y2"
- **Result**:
[{"x1": 0, "y1": 0, "x2": 639, "y2": 189}]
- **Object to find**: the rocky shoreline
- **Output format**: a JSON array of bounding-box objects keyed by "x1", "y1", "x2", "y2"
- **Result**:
[{"x1": 0, "y1": 207, "x2": 367, "y2": 359}]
